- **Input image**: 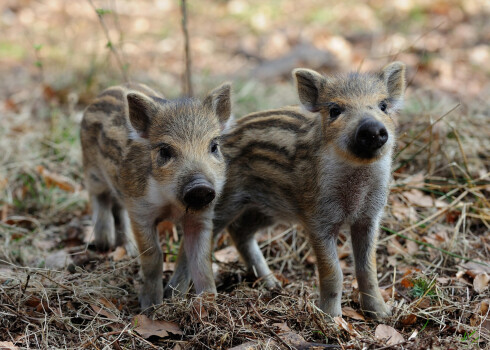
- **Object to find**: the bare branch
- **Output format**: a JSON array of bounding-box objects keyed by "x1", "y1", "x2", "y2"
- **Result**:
[
  {"x1": 181, "y1": 0, "x2": 193, "y2": 97},
  {"x1": 87, "y1": 0, "x2": 129, "y2": 83}
]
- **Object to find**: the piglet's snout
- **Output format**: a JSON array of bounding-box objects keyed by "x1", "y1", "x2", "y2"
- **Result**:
[
  {"x1": 182, "y1": 176, "x2": 216, "y2": 210},
  {"x1": 355, "y1": 118, "x2": 388, "y2": 151}
]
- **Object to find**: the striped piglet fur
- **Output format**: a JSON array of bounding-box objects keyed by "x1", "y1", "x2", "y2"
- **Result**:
[{"x1": 169, "y1": 62, "x2": 406, "y2": 319}]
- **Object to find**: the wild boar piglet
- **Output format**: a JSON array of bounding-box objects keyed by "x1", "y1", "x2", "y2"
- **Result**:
[
  {"x1": 169, "y1": 62, "x2": 405, "y2": 319},
  {"x1": 80, "y1": 82, "x2": 231, "y2": 309}
]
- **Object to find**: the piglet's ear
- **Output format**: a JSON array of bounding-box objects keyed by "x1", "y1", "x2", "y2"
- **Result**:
[
  {"x1": 382, "y1": 61, "x2": 406, "y2": 110},
  {"x1": 203, "y1": 83, "x2": 232, "y2": 128},
  {"x1": 127, "y1": 92, "x2": 157, "y2": 139},
  {"x1": 292, "y1": 68, "x2": 325, "y2": 112}
]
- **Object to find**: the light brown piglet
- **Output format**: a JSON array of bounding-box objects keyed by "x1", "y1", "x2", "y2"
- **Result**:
[
  {"x1": 80, "y1": 82, "x2": 231, "y2": 309},
  {"x1": 169, "y1": 62, "x2": 406, "y2": 319}
]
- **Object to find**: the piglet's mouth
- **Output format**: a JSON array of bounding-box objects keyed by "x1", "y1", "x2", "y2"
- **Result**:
[{"x1": 185, "y1": 202, "x2": 213, "y2": 214}]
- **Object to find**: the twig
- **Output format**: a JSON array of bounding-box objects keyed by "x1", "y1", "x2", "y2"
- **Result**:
[
  {"x1": 86, "y1": 0, "x2": 129, "y2": 83},
  {"x1": 306, "y1": 302, "x2": 342, "y2": 349},
  {"x1": 372, "y1": 21, "x2": 445, "y2": 61},
  {"x1": 21, "y1": 274, "x2": 30, "y2": 296},
  {"x1": 248, "y1": 301, "x2": 293, "y2": 350},
  {"x1": 381, "y1": 226, "x2": 490, "y2": 267},
  {"x1": 110, "y1": 0, "x2": 128, "y2": 66},
  {"x1": 181, "y1": 0, "x2": 193, "y2": 96},
  {"x1": 394, "y1": 142, "x2": 431, "y2": 172},
  {"x1": 387, "y1": 189, "x2": 468, "y2": 236},
  {"x1": 373, "y1": 340, "x2": 409, "y2": 350},
  {"x1": 82, "y1": 327, "x2": 159, "y2": 349},
  {"x1": 394, "y1": 104, "x2": 460, "y2": 160},
  {"x1": 451, "y1": 129, "x2": 471, "y2": 178},
  {"x1": 36, "y1": 271, "x2": 74, "y2": 292}
]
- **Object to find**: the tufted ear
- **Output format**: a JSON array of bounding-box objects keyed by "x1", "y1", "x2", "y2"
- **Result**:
[
  {"x1": 292, "y1": 68, "x2": 325, "y2": 112},
  {"x1": 381, "y1": 61, "x2": 406, "y2": 111},
  {"x1": 203, "y1": 83, "x2": 232, "y2": 128},
  {"x1": 127, "y1": 92, "x2": 157, "y2": 139}
]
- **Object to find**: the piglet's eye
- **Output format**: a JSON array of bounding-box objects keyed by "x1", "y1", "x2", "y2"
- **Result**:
[
  {"x1": 210, "y1": 140, "x2": 219, "y2": 154},
  {"x1": 159, "y1": 144, "x2": 173, "y2": 164},
  {"x1": 329, "y1": 105, "x2": 342, "y2": 119},
  {"x1": 379, "y1": 101, "x2": 388, "y2": 112}
]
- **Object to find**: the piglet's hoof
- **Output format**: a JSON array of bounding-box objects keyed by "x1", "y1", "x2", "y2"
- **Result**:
[
  {"x1": 252, "y1": 274, "x2": 282, "y2": 290},
  {"x1": 361, "y1": 301, "x2": 392, "y2": 320}
]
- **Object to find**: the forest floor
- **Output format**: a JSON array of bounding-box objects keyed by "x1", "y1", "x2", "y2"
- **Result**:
[{"x1": 0, "y1": 0, "x2": 489, "y2": 349}]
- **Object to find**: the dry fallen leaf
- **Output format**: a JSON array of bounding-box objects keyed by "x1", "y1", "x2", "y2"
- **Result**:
[
  {"x1": 402, "y1": 172, "x2": 425, "y2": 187},
  {"x1": 0, "y1": 341, "x2": 19, "y2": 350},
  {"x1": 380, "y1": 287, "x2": 395, "y2": 302},
  {"x1": 110, "y1": 246, "x2": 127, "y2": 261},
  {"x1": 342, "y1": 306, "x2": 365, "y2": 321},
  {"x1": 387, "y1": 255, "x2": 398, "y2": 268},
  {"x1": 421, "y1": 234, "x2": 442, "y2": 248},
  {"x1": 0, "y1": 204, "x2": 8, "y2": 222},
  {"x1": 416, "y1": 298, "x2": 431, "y2": 309},
  {"x1": 83, "y1": 225, "x2": 95, "y2": 244},
  {"x1": 461, "y1": 261, "x2": 490, "y2": 276},
  {"x1": 0, "y1": 177, "x2": 8, "y2": 191},
  {"x1": 334, "y1": 316, "x2": 361, "y2": 338},
  {"x1": 473, "y1": 273, "x2": 490, "y2": 293},
  {"x1": 434, "y1": 230, "x2": 449, "y2": 242},
  {"x1": 163, "y1": 261, "x2": 176, "y2": 272},
  {"x1": 25, "y1": 295, "x2": 42, "y2": 308},
  {"x1": 402, "y1": 189, "x2": 434, "y2": 207},
  {"x1": 274, "y1": 273, "x2": 290, "y2": 285},
  {"x1": 272, "y1": 322, "x2": 291, "y2": 333},
  {"x1": 408, "y1": 330, "x2": 419, "y2": 341},
  {"x1": 91, "y1": 304, "x2": 118, "y2": 321},
  {"x1": 400, "y1": 313, "x2": 417, "y2": 326},
  {"x1": 337, "y1": 242, "x2": 351, "y2": 259},
  {"x1": 133, "y1": 314, "x2": 182, "y2": 339},
  {"x1": 44, "y1": 250, "x2": 74, "y2": 269},
  {"x1": 401, "y1": 277, "x2": 414, "y2": 288},
  {"x1": 406, "y1": 240, "x2": 419, "y2": 255},
  {"x1": 391, "y1": 199, "x2": 417, "y2": 223},
  {"x1": 375, "y1": 324, "x2": 404, "y2": 345},
  {"x1": 228, "y1": 332, "x2": 313, "y2": 350},
  {"x1": 214, "y1": 245, "x2": 239, "y2": 263},
  {"x1": 4, "y1": 98, "x2": 19, "y2": 112},
  {"x1": 305, "y1": 252, "x2": 316, "y2": 264},
  {"x1": 36, "y1": 165, "x2": 80, "y2": 192},
  {"x1": 99, "y1": 297, "x2": 119, "y2": 311},
  {"x1": 191, "y1": 297, "x2": 209, "y2": 319},
  {"x1": 279, "y1": 332, "x2": 307, "y2": 347},
  {"x1": 436, "y1": 277, "x2": 450, "y2": 285},
  {"x1": 387, "y1": 237, "x2": 405, "y2": 255},
  {"x1": 470, "y1": 299, "x2": 490, "y2": 329},
  {"x1": 228, "y1": 341, "x2": 258, "y2": 350},
  {"x1": 157, "y1": 221, "x2": 175, "y2": 237}
]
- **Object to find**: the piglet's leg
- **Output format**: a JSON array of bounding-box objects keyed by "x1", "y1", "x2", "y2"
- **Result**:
[
  {"x1": 351, "y1": 218, "x2": 390, "y2": 319},
  {"x1": 92, "y1": 193, "x2": 116, "y2": 251},
  {"x1": 131, "y1": 220, "x2": 163, "y2": 310},
  {"x1": 112, "y1": 204, "x2": 138, "y2": 257},
  {"x1": 164, "y1": 224, "x2": 191, "y2": 298},
  {"x1": 227, "y1": 210, "x2": 279, "y2": 288},
  {"x1": 309, "y1": 224, "x2": 343, "y2": 317},
  {"x1": 181, "y1": 212, "x2": 217, "y2": 296}
]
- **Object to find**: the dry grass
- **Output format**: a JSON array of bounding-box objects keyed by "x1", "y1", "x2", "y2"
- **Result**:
[
  {"x1": 1, "y1": 0, "x2": 489, "y2": 349},
  {"x1": 0, "y1": 92, "x2": 488, "y2": 348}
]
